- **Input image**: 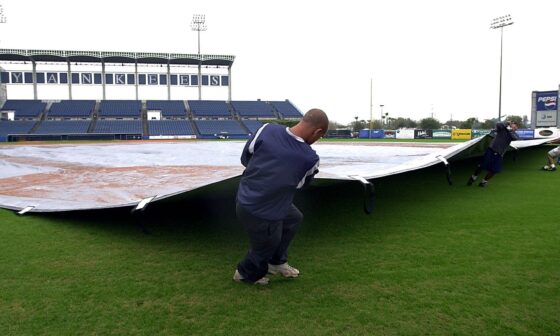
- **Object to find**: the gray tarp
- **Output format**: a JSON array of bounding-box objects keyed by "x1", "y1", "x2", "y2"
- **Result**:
[{"x1": 0, "y1": 136, "x2": 556, "y2": 213}]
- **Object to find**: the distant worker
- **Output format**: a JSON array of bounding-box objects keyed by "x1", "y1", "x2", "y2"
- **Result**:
[
  {"x1": 467, "y1": 120, "x2": 519, "y2": 187},
  {"x1": 542, "y1": 145, "x2": 560, "y2": 171},
  {"x1": 233, "y1": 109, "x2": 329, "y2": 285}
]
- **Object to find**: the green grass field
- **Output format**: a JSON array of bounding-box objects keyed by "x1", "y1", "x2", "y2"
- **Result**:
[{"x1": 1, "y1": 146, "x2": 559, "y2": 335}]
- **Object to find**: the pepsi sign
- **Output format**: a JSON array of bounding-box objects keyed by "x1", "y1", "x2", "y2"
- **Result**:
[{"x1": 536, "y1": 91, "x2": 558, "y2": 111}]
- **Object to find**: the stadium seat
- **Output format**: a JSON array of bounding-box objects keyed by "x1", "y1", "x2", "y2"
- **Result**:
[
  {"x1": 189, "y1": 100, "x2": 231, "y2": 118},
  {"x1": 194, "y1": 120, "x2": 248, "y2": 137},
  {"x1": 146, "y1": 100, "x2": 186, "y2": 118},
  {"x1": 241, "y1": 120, "x2": 264, "y2": 133},
  {"x1": 99, "y1": 100, "x2": 141, "y2": 118},
  {"x1": 148, "y1": 120, "x2": 195, "y2": 136},
  {"x1": 93, "y1": 120, "x2": 143, "y2": 134},
  {"x1": 0, "y1": 120, "x2": 36, "y2": 136},
  {"x1": 0, "y1": 100, "x2": 46, "y2": 119},
  {"x1": 270, "y1": 101, "x2": 303, "y2": 118},
  {"x1": 231, "y1": 100, "x2": 276, "y2": 118},
  {"x1": 34, "y1": 121, "x2": 91, "y2": 134},
  {"x1": 48, "y1": 100, "x2": 95, "y2": 118}
]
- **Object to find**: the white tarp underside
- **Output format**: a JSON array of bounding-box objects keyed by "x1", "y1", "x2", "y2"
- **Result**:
[{"x1": 0, "y1": 136, "x2": 557, "y2": 213}]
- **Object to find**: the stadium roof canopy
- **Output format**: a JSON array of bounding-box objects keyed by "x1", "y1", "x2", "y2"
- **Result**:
[{"x1": 0, "y1": 48, "x2": 235, "y2": 66}]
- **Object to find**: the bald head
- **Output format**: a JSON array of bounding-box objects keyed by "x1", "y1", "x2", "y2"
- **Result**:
[
  {"x1": 302, "y1": 108, "x2": 329, "y2": 129},
  {"x1": 290, "y1": 108, "x2": 329, "y2": 144}
]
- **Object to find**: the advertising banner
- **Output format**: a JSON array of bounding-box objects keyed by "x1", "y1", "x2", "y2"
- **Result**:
[
  {"x1": 535, "y1": 110, "x2": 557, "y2": 127},
  {"x1": 534, "y1": 127, "x2": 559, "y2": 139},
  {"x1": 384, "y1": 130, "x2": 396, "y2": 139},
  {"x1": 371, "y1": 130, "x2": 385, "y2": 138},
  {"x1": 535, "y1": 91, "x2": 558, "y2": 111},
  {"x1": 358, "y1": 129, "x2": 370, "y2": 139},
  {"x1": 414, "y1": 129, "x2": 433, "y2": 139},
  {"x1": 471, "y1": 129, "x2": 491, "y2": 138},
  {"x1": 515, "y1": 129, "x2": 535, "y2": 139},
  {"x1": 432, "y1": 129, "x2": 451, "y2": 139},
  {"x1": 451, "y1": 129, "x2": 471, "y2": 140},
  {"x1": 358, "y1": 129, "x2": 384, "y2": 139},
  {"x1": 396, "y1": 129, "x2": 415, "y2": 139},
  {"x1": 149, "y1": 135, "x2": 196, "y2": 140}
]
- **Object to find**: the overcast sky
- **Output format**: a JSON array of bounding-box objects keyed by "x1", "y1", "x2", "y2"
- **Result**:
[{"x1": 0, "y1": 0, "x2": 559, "y2": 125}]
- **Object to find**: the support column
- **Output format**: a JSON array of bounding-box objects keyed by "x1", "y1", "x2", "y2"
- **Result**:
[
  {"x1": 67, "y1": 60, "x2": 72, "y2": 100},
  {"x1": 32, "y1": 60, "x2": 38, "y2": 99},
  {"x1": 228, "y1": 65, "x2": 232, "y2": 102},
  {"x1": 198, "y1": 57, "x2": 202, "y2": 100},
  {"x1": 135, "y1": 61, "x2": 139, "y2": 101},
  {"x1": 101, "y1": 61, "x2": 106, "y2": 100},
  {"x1": 167, "y1": 62, "x2": 171, "y2": 100}
]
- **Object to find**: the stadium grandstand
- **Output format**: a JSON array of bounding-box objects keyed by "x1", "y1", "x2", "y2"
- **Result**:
[
  {"x1": 1, "y1": 99, "x2": 46, "y2": 119},
  {"x1": 231, "y1": 100, "x2": 277, "y2": 119},
  {"x1": 47, "y1": 100, "x2": 95, "y2": 119},
  {"x1": 189, "y1": 100, "x2": 232, "y2": 119},
  {"x1": 0, "y1": 48, "x2": 303, "y2": 141},
  {"x1": 98, "y1": 100, "x2": 142, "y2": 119},
  {"x1": 35, "y1": 120, "x2": 91, "y2": 134},
  {"x1": 147, "y1": 100, "x2": 187, "y2": 119},
  {"x1": 148, "y1": 120, "x2": 196, "y2": 137}
]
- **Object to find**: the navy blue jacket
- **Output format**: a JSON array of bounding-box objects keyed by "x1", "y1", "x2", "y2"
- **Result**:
[
  {"x1": 236, "y1": 123, "x2": 319, "y2": 220},
  {"x1": 489, "y1": 122, "x2": 519, "y2": 156}
]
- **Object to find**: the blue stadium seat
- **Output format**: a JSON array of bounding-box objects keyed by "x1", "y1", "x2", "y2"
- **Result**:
[
  {"x1": 34, "y1": 121, "x2": 91, "y2": 134},
  {"x1": 146, "y1": 100, "x2": 186, "y2": 117},
  {"x1": 48, "y1": 100, "x2": 95, "y2": 118},
  {"x1": 99, "y1": 100, "x2": 141, "y2": 118},
  {"x1": 241, "y1": 120, "x2": 264, "y2": 133},
  {"x1": 195, "y1": 120, "x2": 248, "y2": 137},
  {"x1": 188, "y1": 100, "x2": 231, "y2": 118},
  {"x1": 270, "y1": 101, "x2": 302, "y2": 118},
  {"x1": 93, "y1": 120, "x2": 143, "y2": 134},
  {"x1": 1, "y1": 100, "x2": 46, "y2": 119},
  {"x1": 148, "y1": 120, "x2": 195, "y2": 136},
  {"x1": 231, "y1": 100, "x2": 276, "y2": 118},
  {"x1": 0, "y1": 120, "x2": 36, "y2": 136}
]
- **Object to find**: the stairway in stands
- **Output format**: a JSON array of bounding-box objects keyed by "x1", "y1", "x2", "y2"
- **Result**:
[
  {"x1": 87, "y1": 101, "x2": 101, "y2": 133},
  {"x1": 141, "y1": 100, "x2": 149, "y2": 137},
  {"x1": 183, "y1": 100, "x2": 201, "y2": 138},
  {"x1": 29, "y1": 101, "x2": 52, "y2": 134}
]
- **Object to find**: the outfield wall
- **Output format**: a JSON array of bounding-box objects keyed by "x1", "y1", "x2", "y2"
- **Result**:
[{"x1": 359, "y1": 128, "x2": 559, "y2": 140}]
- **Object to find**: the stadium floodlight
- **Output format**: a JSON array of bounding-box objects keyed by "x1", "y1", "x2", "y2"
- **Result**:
[
  {"x1": 0, "y1": 4, "x2": 6, "y2": 24},
  {"x1": 369, "y1": 78, "x2": 373, "y2": 131},
  {"x1": 191, "y1": 14, "x2": 207, "y2": 100},
  {"x1": 490, "y1": 14, "x2": 514, "y2": 120},
  {"x1": 191, "y1": 14, "x2": 207, "y2": 55}
]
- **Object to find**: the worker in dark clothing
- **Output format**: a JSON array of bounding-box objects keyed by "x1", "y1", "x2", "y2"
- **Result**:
[
  {"x1": 542, "y1": 145, "x2": 560, "y2": 171},
  {"x1": 233, "y1": 109, "x2": 328, "y2": 285},
  {"x1": 467, "y1": 121, "x2": 519, "y2": 187}
]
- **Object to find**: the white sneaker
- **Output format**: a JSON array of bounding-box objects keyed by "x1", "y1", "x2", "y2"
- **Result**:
[
  {"x1": 268, "y1": 263, "x2": 300, "y2": 278},
  {"x1": 233, "y1": 269, "x2": 269, "y2": 285}
]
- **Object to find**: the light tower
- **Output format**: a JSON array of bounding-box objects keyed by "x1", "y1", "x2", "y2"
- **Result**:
[
  {"x1": 369, "y1": 78, "x2": 373, "y2": 130},
  {"x1": 490, "y1": 14, "x2": 514, "y2": 120},
  {"x1": 191, "y1": 14, "x2": 207, "y2": 100}
]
